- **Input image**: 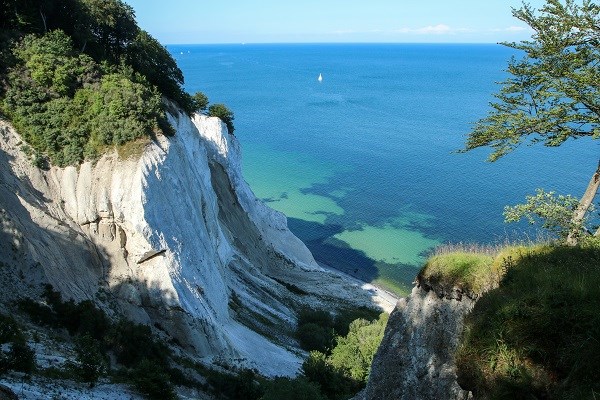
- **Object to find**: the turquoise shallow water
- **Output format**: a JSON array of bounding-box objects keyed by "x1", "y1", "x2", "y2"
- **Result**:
[{"x1": 171, "y1": 44, "x2": 598, "y2": 295}]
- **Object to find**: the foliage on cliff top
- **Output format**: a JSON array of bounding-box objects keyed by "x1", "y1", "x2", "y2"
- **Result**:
[
  {"x1": 420, "y1": 253, "x2": 495, "y2": 297},
  {"x1": 0, "y1": 0, "x2": 192, "y2": 111},
  {"x1": 209, "y1": 103, "x2": 235, "y2": 135},
  {"x1": 0, "y1": 0, "x2": 226, "y2": 166},
  {"x1": 2, "y1": 30, "x2": 170, "y2": 166},
  {"x1": 455, "y1": 243, "x2": 600, "y2": 399}
]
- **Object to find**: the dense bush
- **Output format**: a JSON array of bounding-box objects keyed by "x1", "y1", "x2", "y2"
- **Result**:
[
  {"x1": 297, "y1": 312, "x2": 388, "y2": 400},
  {"x1": 18, "y1": 284, "x2": 109, "y2": 340},
  {"x1": 105, "y1": 319, "x2": 170, "y2": 368},
  {"x1": 204, "y1": 367, "x2": 264, "y2": 400},
  {"x1": 2, "y1": 31, "x2": 166, "y2": 166},
  {"x1": 0, "y1": 314, "x2": 36, "y2": 375},
  {"x1": 130, "y1": 359, "x2": 177, "y2": 400},
  {"x1": 302, "y1": 351, "x2": 358, "y2": 400},
  {"x1": 17, "y1": 285, "x2": 177, "y2": 398},
  {"x1": 6, "y1": 337, "x2": 36, "y2": 374},
  {"x1": 297, "y1": 322, "x2": 332, "y2": 353},
  {"x1": 191, "y1": 91, "x2": 209, "y2": 113},
  {"x1": 296, "y1": 308, "x2": 335, "y2": 353},
  {"x1": 0, "y1": 314, "x2": 21, "y2": 343},
  {"x1": 332, "y1": 307, "x2": 381, "y2": 337},
  {"x1": 72, "y1": 334, "x2": 107, "y2": 385},
  {"x1": 328, "y1": 316, "x2": 388, "y2": 383},
  {"x1": 295, "y1": 306, "x2": 380, "y2": 353}
]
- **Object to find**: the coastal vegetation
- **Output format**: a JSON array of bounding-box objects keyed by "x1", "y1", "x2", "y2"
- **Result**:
[
  {"x1": 2, "y1": 285, "x2": 178, "y2": 398},
  {"x1": 0, "y1": 0, "x2": 234, "y2": 167},
  {"x1": 419, "y1": 245, "x2": 497, "y2": 297},
  {"x1": 464, "y1": 0, "x2": 600, "y2": 245},
  {"x1": 1, "y1": 286, "x2": 389, "y2": 400},
  {"x1": 296, "y1": 308, "x2": 389, "y2": 399},
  {"x1": 417, "y1": 240, "x2": 600, "y2": 398},
  {"x1": 445, "y1": 1, "x2": 600, "y2": 398},
  {"x1": 433, "y1": 243, "x2": 600, "y2": 399},
  {"x1": 209, "y1": 103, "x2": 235, "y2": 134}
]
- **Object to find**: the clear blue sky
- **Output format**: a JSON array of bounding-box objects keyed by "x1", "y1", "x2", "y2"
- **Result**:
[{"x1": 123, "y1": 0, "x2": 546, "y2": 44}]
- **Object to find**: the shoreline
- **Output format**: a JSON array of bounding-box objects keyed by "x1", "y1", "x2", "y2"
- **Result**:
[{"x1": 317, "y1": 261, "x2": 401, "y2": 314}]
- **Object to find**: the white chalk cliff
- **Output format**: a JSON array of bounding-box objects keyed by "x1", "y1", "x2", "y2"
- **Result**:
[
  {"x1": 0, "y1": 109, "x2": 383, "y2": 376},
  {"x1": 355, "y1": 277, "x2": 475, "y2": 400}
]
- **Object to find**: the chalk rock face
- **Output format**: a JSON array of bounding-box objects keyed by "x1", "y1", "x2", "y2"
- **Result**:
[
  {"x1": 0, "y1": 110, "x2": 378, "y2": 376},
  {"x1": 357, "y1": 283, "x2": 474, "y2": 400}
]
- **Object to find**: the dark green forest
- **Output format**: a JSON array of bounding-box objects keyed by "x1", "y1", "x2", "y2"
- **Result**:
[{"x1": 0, "y1": 0, "x2": 215, "y2": 166}]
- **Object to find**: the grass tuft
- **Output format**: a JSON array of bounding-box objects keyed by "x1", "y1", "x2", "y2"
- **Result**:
[{"x1": 419, "y1": 249, "x2": 496, "y2": 298}]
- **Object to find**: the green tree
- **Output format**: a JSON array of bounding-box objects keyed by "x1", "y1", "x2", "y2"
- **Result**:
[
  {"x1": 78, "y1": 0, "x2": 137, "y2": 61},
  {"x1": 208, "y1": 103, "x2": 235, "y2": 134},
  {"x1": 191, "y1": 91, "x2": 209, "y2": 113},
  {"x1": 7, "y1": 336, "x2": 36, "y2": 373},
  {"x1": 301, "y1": 351, "x2": 357, "y2": 400},
  {"x1": 297, "y1": 323, "x2": 333, "y2": 353},
  {"x1": 126, "y1": 30, "x2": 186, "y2": 106},
  {"x1": 72, "y1": 335, "x2": 106, "y2": 385},
  {"x1": 504, "y1": 189, "x2": 585, "y2": 241},
  {"x1": 328, "y1": 315, "x2": 388, "y2": 383},
  {"x1": 464, "y1": 0, "x2": 600, "y2": 244},
  {"x1": 13, "y1": 30, "x2": 97, "y2": 97},
  {"x1": 130, "y1": 359, "x2": 176, "y2": 400}
]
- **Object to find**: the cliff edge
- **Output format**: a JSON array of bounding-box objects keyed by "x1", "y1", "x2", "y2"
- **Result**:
[
  {"x1": 0, "y1": 109, "x2": 383, "y2": 377},
  {"x1": 356, "y1": 275, "x2": 475, "y2": 400}
]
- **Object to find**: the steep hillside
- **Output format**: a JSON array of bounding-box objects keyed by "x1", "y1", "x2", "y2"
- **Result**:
[
  {"x1": 0, "y1": 109, "x2": 387, "y2": 378},
  {"x1": 358, "y1": 244, "x2": 600, "y2": 399}
]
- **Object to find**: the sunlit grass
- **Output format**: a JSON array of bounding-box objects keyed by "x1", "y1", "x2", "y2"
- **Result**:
[
  {"x1": 453, "y1": 243, "x2": 600, "y2": 399},
  {"x1": 419, "y1": 249, "x2": 496, "y2": 297}
]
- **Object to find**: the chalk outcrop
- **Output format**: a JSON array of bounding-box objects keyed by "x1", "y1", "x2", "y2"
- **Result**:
[
  {"x1": 356, "y1": 279, "x2": 474, "y2": 400},
  {"x1": 0, "y1": 109, "x2": 382, "y2": 376}
]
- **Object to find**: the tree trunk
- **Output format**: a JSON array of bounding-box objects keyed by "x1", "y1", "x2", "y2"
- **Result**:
[
  {"x1": 39, "y1": 9, "x2": 47, "y2": 32},
  {"x1": 566, "y1": 160, "x2": 600, "y2": 245}
]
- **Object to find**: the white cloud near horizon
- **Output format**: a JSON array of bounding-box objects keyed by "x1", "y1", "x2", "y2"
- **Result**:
[
  {"x1": 489, "y1": 25, "x2": 529, "y2": 32},
  {"x1": 332, "y1": 24, "x2": 531, "y2": 38},
  {"x1": 333, "y1": 24, "x2": 470, "y2": 36}
]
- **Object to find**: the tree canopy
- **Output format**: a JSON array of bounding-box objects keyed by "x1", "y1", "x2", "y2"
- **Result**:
[
  {"x1": 0, "y1": 0, "x2": 242, "y2": 167},
  {"x1": 0, "y1": 0, "x2": 194, "y2": 114},
  {"x1": 465, "y1": 0, "x2": 600, "y2": 244},
  {"x1": 465, "y1": 0, "x2": 600, "y2": 160}
]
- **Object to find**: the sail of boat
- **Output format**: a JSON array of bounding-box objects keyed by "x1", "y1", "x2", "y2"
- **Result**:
[{"x1": 318, "y1": 73, "x2": 323, "y2": 82}]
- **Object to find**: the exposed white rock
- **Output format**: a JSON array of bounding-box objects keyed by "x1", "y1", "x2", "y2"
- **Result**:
[
  {"x1": 0, "y1": 109, "x2": 382, "y2": 377},
  {"x1": 356, "y1": 284, "x2": 474, "y2": 400}
]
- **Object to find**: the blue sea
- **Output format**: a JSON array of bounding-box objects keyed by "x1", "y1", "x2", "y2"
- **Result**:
[{"x1": 170, "y1": 44, "x2": 598, "y2": 295}]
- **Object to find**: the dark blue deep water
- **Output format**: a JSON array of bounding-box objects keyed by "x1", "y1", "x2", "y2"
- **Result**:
[{"x1": 170, "y1": 44, "x2": 598, "y2": 294}]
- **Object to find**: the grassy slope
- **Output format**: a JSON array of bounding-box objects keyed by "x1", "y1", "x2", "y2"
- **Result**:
[{"x1": 422, "y1": 243, "x2": 600, "y2": 399}]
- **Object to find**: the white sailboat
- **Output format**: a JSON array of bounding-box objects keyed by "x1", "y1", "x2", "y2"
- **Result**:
[{"x1": 318, "y1": 73, "x2": 323, "y2": 82}]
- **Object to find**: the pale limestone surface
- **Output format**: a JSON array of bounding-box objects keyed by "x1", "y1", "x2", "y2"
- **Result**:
[
  {"x1": 0, "y1": 109, "x2": 383, "y2": 380},
  {"x1": 356, "y1": 284, "x2": 474, "y2": 400}
]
